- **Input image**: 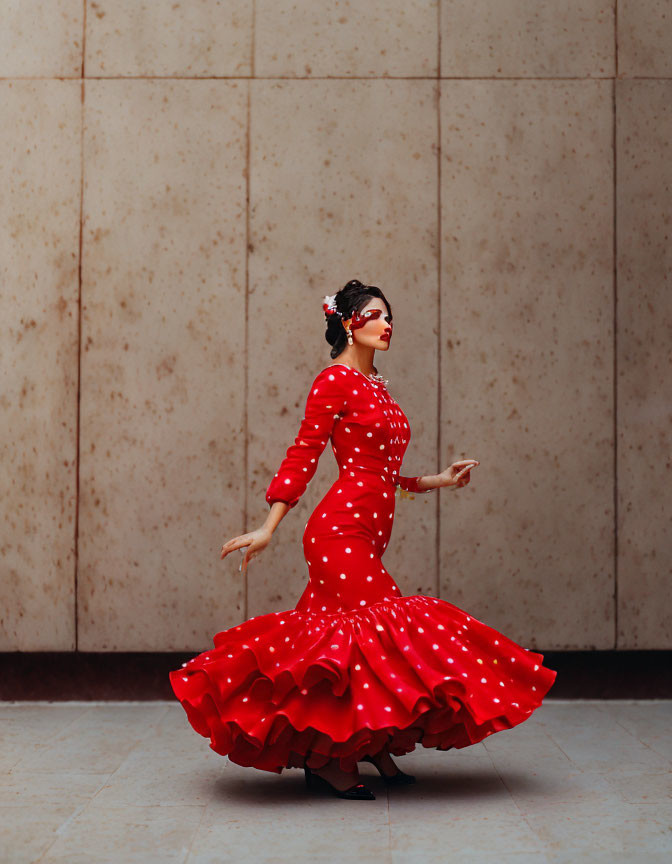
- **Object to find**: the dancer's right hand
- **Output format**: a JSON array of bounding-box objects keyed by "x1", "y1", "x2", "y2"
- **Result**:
[{"x1": 220, "y1": 527, "x2": 272, "y2": 573}]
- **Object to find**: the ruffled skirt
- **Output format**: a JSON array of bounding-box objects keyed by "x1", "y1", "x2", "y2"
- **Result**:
[{"x1": 170, "y1": 594, "x2": 557, "y2": 774}]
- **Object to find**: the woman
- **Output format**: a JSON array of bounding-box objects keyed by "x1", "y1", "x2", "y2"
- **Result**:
[{"x1": 170, "y1": 279, "x2": 557, "y2": 800}]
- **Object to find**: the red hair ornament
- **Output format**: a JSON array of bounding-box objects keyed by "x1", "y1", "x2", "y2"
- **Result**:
[{"x1": 323, "y1": 294, "x2": 342, "y2": 319}]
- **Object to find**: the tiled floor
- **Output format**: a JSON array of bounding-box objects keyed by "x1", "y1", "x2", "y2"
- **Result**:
[{"x1": 0, "y1": 700, "x2": 670, "y2": 863}]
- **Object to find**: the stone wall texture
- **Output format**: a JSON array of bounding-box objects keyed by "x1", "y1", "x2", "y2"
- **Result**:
[{"x1": 1, "y1": 2, "x2": 669, "y2": 651}]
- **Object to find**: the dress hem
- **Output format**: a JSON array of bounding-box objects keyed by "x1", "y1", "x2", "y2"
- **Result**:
[{"x1": 169, "y1": 594, "x2": 558, "y2": 774}]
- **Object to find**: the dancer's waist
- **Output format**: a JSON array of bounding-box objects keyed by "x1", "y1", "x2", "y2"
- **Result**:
[{"x1": 338, "y1": 465, "x2": 397, "y2": 488}]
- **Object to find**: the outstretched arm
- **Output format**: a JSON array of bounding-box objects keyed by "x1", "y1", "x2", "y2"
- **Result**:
[
  {"x1": 396, "y1": 460, "x2": 481, "y2": 494},
  {"x1": 221, "y1": 369, "x2": 348, "y2": 574}
]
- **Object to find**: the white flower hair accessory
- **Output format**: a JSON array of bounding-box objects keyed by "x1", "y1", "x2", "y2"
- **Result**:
[{"x1": 323, "y1": 294, "x2": 342, "y2": 319}]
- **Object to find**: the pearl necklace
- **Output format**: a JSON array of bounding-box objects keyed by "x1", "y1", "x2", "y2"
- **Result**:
[
  {"x1": 329, "y1": 363, "x2": 389, "y2": 388},
  {"x1": 368, "y1": 372, "x2": 389, "y2": 387}
]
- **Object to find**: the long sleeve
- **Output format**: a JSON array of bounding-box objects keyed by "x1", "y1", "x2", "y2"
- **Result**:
[
  {"x1": 265, "y1": 369, "x2": 348, "y2": 510},
  {"x1": 395, "y1": 474, "x2": 429, "y2": 494}
]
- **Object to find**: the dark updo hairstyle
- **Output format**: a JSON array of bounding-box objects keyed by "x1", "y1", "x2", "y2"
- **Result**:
[{"x1": 325, "y1": 279, "x2": 393, "y2": 360}]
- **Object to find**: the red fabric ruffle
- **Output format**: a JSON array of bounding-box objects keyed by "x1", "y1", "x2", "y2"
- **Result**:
[{"x1": 170, "y1": 595, "x2": 557, "y2": 774}]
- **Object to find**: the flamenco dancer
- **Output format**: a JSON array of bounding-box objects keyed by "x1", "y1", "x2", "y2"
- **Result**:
[{"x1": 170, "y1": 279, "x2": 557, "y2": 800}]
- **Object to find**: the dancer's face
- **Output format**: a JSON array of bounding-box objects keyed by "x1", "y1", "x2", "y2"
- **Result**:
[{"x1": 344, "y1": 298, "x2": 393, "y2": 351}]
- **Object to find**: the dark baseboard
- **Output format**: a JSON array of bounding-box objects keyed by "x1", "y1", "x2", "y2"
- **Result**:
[{"x1": 0, "y1": 651, "x2": 670, "y2": 701}]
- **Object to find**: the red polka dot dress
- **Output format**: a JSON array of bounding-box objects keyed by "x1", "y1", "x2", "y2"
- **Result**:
[{"x1": 170, "y1": 363, "x2": 557, "y2": 774}]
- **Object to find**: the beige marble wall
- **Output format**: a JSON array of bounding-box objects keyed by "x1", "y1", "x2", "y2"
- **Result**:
[
  {"x1": 0, "y1": 80, "x2": 81, "y2": 650},
  {"x1": 615, "y1": 80, "x2": 672, "y2": 649},
  {"x1": 77, "y1": 80, "x2": 248, "y2": 651},
  {"x1": 0, "y1": 1, "x2": 669, "y2": 651},
  {"x1": 439, "y1": 79, "x2": 615, "y2": 649}
]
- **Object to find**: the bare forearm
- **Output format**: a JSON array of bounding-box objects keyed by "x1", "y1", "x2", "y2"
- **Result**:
[
  {"x1": 264, "y1": 500, "x2": 290, "y2": 534},
  {"x1": 417, "y1": 459, "x2": 480, "y2": 491}
]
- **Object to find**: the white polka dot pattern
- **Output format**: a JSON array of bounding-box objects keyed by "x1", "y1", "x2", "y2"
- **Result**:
[
  {"x1": 171, "y1": 364, "x2": 558, "y2": 776},
  {"x1": 265, "y1": 364, "x2": 427, "y2": 510}
]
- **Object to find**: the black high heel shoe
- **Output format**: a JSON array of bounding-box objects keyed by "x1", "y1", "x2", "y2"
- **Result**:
[
  {"x1": 304, "y1": 764, "x2": 376, "y2": 800},
  {"x1": 361, "y1": 754, "x2": 416, "y2": 785}
]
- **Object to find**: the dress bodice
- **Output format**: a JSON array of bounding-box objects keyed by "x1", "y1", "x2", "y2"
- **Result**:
[{"x1": 265, "y1": 363, "x2": 427, "y2": 509}]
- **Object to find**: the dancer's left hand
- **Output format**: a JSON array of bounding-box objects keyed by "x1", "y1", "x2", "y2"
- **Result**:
[{"x1": 436, "y1": 459, "x2": 479, "y2": 489}]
